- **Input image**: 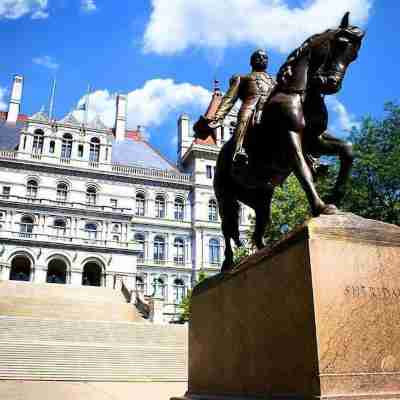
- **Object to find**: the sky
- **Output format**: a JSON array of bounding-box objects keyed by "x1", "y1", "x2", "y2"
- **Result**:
[{"x1": 0, "y1": 0, "x2": 398, "y2": 163}]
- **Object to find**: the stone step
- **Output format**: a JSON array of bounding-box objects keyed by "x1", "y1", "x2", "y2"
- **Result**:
[
  {"x1": 0, "y1": 317, "x2": 186, "y2": 345},
  {"x1": 0, "y1": 316, "x2": 188, "y2": 381}
]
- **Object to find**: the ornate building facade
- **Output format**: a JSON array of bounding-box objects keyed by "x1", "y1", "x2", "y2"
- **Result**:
[{"x1": 0, "y1": 75, "x2": 251, "y2": 321}]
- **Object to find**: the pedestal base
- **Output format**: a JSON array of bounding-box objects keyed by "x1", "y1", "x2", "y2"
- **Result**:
[{"x1": 175, "y1": 214, "x2": 400, "y2": 400}]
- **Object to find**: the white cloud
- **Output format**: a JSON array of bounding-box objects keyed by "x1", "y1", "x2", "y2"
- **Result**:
[
  {"x1": 0, "y1": 0, "x2": 48, "y2": 19},
  {"x1": 326, "y1": 96, "x2": 360, "y2": 134},
  {"x1": 144, "y1": 0, "x2": 372, "y2": 55},
  {"x1": 73, "y1": 79, "x2": 211, "y2": 136},
  {"x1": 33, "y1": 55, "x2": 59, "y2": 70},
  {"x1": 0, "y1": 87, "x2": 8, "y2": 111},
  {"x1": 81, "y1": 0, "x2": 96, "y2": 13}
]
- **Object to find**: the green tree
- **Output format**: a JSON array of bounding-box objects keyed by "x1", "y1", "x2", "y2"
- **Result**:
[
  {"x1": 342, "y1": 103, "x2": 400, "y2": 225},
  {"x1": 178, "y1": 270, "x2": 208, "y2": 322}
]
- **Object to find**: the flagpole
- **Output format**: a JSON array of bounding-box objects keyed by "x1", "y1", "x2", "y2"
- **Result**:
[
  {"x1": 48, "y1": 77, "x2": 57, "y2": 121},
  {"x1": 84, "y1": 84, "x2": 90, "y2": 126}
]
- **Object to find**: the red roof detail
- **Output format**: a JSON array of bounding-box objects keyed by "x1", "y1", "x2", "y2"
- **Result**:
[
  {"x1": 194, "y1": 136, "x2": 217, "y2": 146},
  {"x1": 204, "y1": 89, "x2": 222, "y2": 120},
  {"x1": 125, "y1": 130, "x2": 143, "y2": 141},
  {"x1": 0, "y1": 112, "x2": 29, "y2": 122}
]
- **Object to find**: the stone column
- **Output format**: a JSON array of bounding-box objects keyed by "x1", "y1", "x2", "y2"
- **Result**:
[{"x1": 70, "y1": 269, "x2": 82, "y2": 286}]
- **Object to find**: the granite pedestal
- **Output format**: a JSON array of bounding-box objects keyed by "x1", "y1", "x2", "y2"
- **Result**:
[{"x1": 173, "y1": 213, "x2": 400, "y2": 400}]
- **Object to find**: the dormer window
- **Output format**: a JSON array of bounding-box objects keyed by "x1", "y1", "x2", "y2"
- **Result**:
[
  {"x1": 61, "y1": 133, "x2": 73, "y2": 159},
  {"x1": 32, "y1": 129, "x2": 44, "y2": 154},
  {"x1": 89, "y1": 138, "x2": 100, "y2": 162}
]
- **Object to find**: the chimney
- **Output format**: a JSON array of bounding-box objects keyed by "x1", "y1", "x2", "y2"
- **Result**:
[
  {"x1": 7, "y1": 74, "x2": 23, "y2": 124},
  {"x1": 115, "y1": 94, "x2": 127, "y2": 141},
  {"x1": 177, "y1": 113, "x2": 191, "y2": 160}
]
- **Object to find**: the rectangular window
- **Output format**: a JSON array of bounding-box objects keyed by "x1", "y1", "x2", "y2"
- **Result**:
[
  {"x1": 49, "y1": 141, "x2": 55, "y2": 154},
  {"x1": 78, "y1": 145, "x2": 84, "y2": 158},
  {"x1": 2, "y1": 187, "x2": 10, "y2": 199},
  {"x1": 206, "y1": 165, "x2": 212, "y2": 179},
  {"x1": 110, "y1": 199, "x2": 118, "y2": 208}
]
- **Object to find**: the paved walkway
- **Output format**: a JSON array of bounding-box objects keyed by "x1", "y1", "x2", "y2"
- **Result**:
[{"x1": 0, "y1": 381, "x2": 187, "y2": 400}]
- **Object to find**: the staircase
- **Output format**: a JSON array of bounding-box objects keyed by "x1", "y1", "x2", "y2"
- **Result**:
[
  {"x1": 0, "y1": 316, "x2": 188, "y2": 381},
  {"x1": 0, "y1": 281, "x2": 143, "y2": 322},
  {"x1": 0, "y1": 281, "x2": 188, "y2": 381}
]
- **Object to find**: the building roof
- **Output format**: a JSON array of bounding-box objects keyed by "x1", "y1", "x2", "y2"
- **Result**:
[
  {"x1": 0, "y1": 112, "x2": 28, "y2": 150},
  {"x1": 112, "y1": 130, "x2": 178, "y2": 171},
  {"x1": 0, "y1": 121, "x2": 24, "y2": 150}
]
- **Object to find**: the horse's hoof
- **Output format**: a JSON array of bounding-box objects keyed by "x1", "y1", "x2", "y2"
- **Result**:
[{"x1": 321, "y1": 204, "x2": 338, "y2": 215}]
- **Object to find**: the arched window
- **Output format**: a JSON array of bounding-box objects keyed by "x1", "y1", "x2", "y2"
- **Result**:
[
  {"x1": 85, "y1": 222, "x2": 98, "y2": 240},
  {"x1": 54, "y1": 218, "x2": 66, "y2": 237},
  {"x1": 136, "y1": 276, "x2": 146, "y2": 294},
  {"x1": 208, "y1": 199, "x2": 218, "y2": 222},
  {"x1": 153, "y1": 236, "x2": 165, "y2": 264},
  {"x1": 155, "y1": 195, "x2": 166, "y2": 218},
  {"x1": 173, "y1": 278, "x2": 186, "y2": 304},
  {"x1": 89, "y1": 137, "x2": 100, "y2": 162},
  {"x1": 32, "y1": 129, "x2": 44, "y2": 154},
  {"x1": 26, "y1": 179, "x2": 38, "y2": 198},
  {"x1": 56, "y1": 182, "x2": 68, "y2": 202},
  {"x1": 134, "y1": 233, "x2": 145, "y2": 262},
  {"x1": 47, "y1": 259, "x2": 67, "y2": 284},
  {"x1": 174, "y1": 197, "x2": 184, "y2": 220},
  {"x1": 173, "y1": 238, "x2": 185, "y2": 265},
  {"x1": 135, "y1": 193, "x2": 145, "y2": 216},
  {"x1": 61, "y1": 133, "x2": 73, "y2": 159},
  {"x1": 152, "y1": 277, "x2": 166, "y2": 298},
  {"x1": 86, "y1": 186, "x2": 97, "y2": 205},
  {"x1": 82, "y1": 262, "x2": 102, "y2": 286},
  {"x1": 20, "y1": 215, "x2": 34, "y2": 237},
  {"x1": 10, "y1": 256, "x2": 31, "y2": 281},
  {"x1": 209, "y1": 238, "x2": 220, "y2": 264}
]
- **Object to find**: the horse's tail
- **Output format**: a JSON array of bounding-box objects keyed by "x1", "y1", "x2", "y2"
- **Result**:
[{"x1": 214, "y1": 139, "x2": 241, "y2": 246}]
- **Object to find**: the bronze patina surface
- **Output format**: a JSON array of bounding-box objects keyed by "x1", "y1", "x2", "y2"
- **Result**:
[{"x1": 173, "y1": 213, "x2": 400, "y2": 400}]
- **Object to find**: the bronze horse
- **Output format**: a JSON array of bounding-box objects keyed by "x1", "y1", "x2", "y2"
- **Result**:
[{"x1": 207, "y1": 13, "x2": 365, "y2": 272}]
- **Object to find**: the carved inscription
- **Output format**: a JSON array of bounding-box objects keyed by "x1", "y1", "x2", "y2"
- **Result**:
[{"x1": 345, "y1": 285, "x2": 400, "y2": 299}]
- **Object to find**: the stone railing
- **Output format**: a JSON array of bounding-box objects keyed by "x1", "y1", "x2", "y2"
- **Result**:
[
  {"x1": 0, "y1": 150, "x2": 17, "y2": 159},
  {"x1": 0, "y1": 229, "x2": 136, "y2": 250},
  {"x1": 0, "y1": 194, "x2": 132, "y2": 214},
  {"x1": 0, "y1": 150, "x2": 192, "y2": 184},
  {"x1": 111, "y1": 163, "x2": 191, "y2": 183}
]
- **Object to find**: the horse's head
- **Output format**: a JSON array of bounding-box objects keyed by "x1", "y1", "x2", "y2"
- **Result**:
[
  {"x1": 277, "y1": 12, "x2": 364, "y2": 95},
  {"x1": 310, "y1": 12, "x2": 365, "y2": 95}
]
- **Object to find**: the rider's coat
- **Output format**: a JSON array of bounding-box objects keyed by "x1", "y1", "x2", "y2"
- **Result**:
[{"x1": 214, "y1": 71, "x2": 276, "y2": 149}]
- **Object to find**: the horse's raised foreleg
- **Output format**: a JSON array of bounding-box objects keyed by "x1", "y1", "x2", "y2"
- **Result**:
[
  {"x1": 288, "y1": 131, "x2": 337, "y2": 216},
  {"x1": 316, "y1": 132, "x2": 354, "y2": 206}
]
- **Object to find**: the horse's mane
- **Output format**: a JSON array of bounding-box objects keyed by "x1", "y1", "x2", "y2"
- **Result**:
[{"x1": 277, "y1": 29, "x2": 336, "y2": 86}]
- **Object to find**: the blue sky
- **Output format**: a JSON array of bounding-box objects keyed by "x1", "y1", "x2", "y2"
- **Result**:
[{"x1": 0, "y1": 0, "x2": 398, "y2": 163}]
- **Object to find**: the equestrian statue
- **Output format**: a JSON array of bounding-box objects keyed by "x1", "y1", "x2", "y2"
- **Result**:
[{"x1": 194, "y1": 12, "x2": 365, "y2": 272}]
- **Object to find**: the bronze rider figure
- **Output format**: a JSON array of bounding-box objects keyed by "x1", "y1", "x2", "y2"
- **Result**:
[{"x1": 209, "y1": 49, "x2": 276, "y2": 164}]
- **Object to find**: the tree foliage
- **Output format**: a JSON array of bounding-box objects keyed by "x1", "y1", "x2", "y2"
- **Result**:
[
  {"x1": 342, "y1": 103, "x2": 400, "y2": 225},
  {"x1": 261, "y1": 102, "x2": 400, "y2": 245},
  {"x1": 178, "y1": 270, "x2": 208, "y2": 323}
]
